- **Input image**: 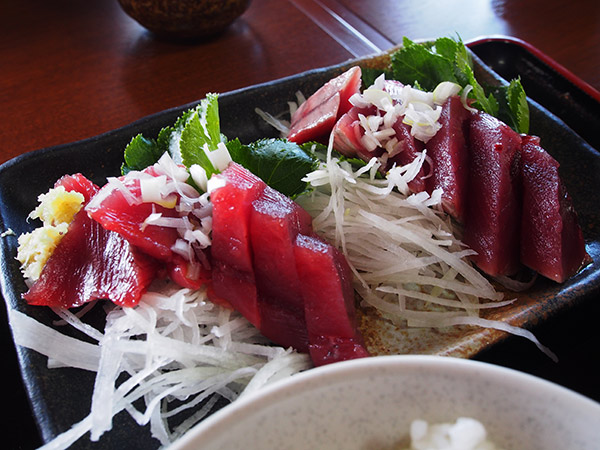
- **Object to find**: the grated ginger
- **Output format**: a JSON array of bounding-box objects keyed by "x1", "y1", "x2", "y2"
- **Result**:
[
  {"x1": 29, "y1": 185, "x2": 84, "y2": 225},
  {"x1": 16, "y1": 186, "x2": 84, "y2": 281}
]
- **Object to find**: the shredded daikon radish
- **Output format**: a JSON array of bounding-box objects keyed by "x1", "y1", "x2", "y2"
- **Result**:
[
  {"x1": 9, "y1": 281, "x2": 311, "y2": 449},
  {"x1": 254, "y1": 107, "x2": 291, "y2": 136},
  {"x1": 297, "y1": 140, "x2": 554, "y2": 359}
]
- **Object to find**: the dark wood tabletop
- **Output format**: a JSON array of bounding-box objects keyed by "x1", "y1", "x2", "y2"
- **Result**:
[
  {"x1": 2, "y1": 0, "x2": 600, "y2": 165},
  {"x1": 2, "y1": 0, "x2": 600, "y2": 448}
]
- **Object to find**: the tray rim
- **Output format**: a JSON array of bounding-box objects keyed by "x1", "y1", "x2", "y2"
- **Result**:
[{"x1": 467, "y1": 34, "x2": 600, "y2": 103}]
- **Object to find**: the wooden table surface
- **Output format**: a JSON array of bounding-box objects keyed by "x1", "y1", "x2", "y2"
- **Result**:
[
  {"x1": 2, "y1": 0, "x2": 599, "y2": 165},
  {"x1": 2, "y1": 0, "x2": 599, "y2": 448}
]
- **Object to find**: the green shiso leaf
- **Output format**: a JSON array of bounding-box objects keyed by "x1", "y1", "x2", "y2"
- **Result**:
[
  {"x1": 166, "y1": 109, "x2": 194, "y2": 165},
  {"x1": 384, "y1": 35, "x2": 529, "y2": 133},
  {"x1": 454, "y1": 45, "x2": 499, "y2": 117},
  {"x1": 506, "y1": 77, "x2": 529, "y2": 134},
  {"x1": 179, "y1": 113, "x2": 218, "y2": 177},
  {"x1": 179, "y1": 93, "x2": 223, "y2": 176},
  {"x1": 121, "y1": 108, "x2": 194, "y2": 175},
  {"x1": 121, "y1": 134, "x2": 164, "y2": 174},
  {"x1": 390, "y1": 37, "x2": 460, "y2": 92},
  {"x1": 120, "y1": 93, "x2": 319, "y2": 198},
  {"x1": 227, "y1": 138, "x2": 319, "y2": 198}
]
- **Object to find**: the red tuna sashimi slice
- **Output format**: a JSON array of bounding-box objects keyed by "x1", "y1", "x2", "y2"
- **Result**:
[
  {"x1": 54, "y1": 173, "x2": 99, "y2": 203},
  {"x1": 390, "y1": 119, "x2": 428, "y2": 192},
  {"x1": 250, "y1": 185, "x2": 313, "y2": 311},
  {"x1": 257, "y1": 297, "x2": 310, "y2": 352},
  {"x1": 332, "y1": 105, "x2": 381, "y2": 158},
  {"x1": 294, "y1": 234, "x2": 369, "y2": 366},
  {"x1": 23, "y1": 207, "x2": 159, "y2": 308},
  {"x1": 167, "y1": 254, "x2": 212, "y2": 290},
  {"x1": 332, "y1": 106, "x2": 363, "y2": 157},
  {"x1": 333, "y1": 105, "x2": 428, "y2": 192},
  {"x1": 212, "y1": 260, "x2": 261, "y2": 327},
  {"x1": 520, "y1": 135, "x2": 590, "y2": 282},
  {"x1": 464, "y1": 112, "x2": 522, "y2": 276},
  {"x1": 249, "y1": 185, "x2": 313, "y2": 352},
  {"x1": 210, "y1": 163, "x2": 267, "y2": 328},
  {"x1": 288, "y1": 66, "x2": 362, "y2": 143},
  {"x1": 425, "y1": 95, "x2": 472, "y2": 222},
  {"x1": 86, "y1": 177, "x2": 180, "y2": 261},
  {"x1": 211, "y1": 163, "x2": 266, "y2": 272},
  {"x1": 289, "y1": 93, "x2": 340, "y2": 145}
]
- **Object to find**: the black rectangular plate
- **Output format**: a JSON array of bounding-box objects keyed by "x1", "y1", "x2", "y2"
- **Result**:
[{"x1": 1, "y1": 37, "x2": 599, "y2": 448}]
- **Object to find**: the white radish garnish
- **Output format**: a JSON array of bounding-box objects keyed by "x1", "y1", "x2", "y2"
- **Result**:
[{"x1": 8, "y1": 283, "x2": 311, "y2": 448}]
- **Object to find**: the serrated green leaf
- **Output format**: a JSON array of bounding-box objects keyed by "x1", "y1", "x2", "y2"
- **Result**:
[
  {"x1": 180, "y1": 112, "x2": 217, "y2": 177},
  {"x1": 506, "y1": 78, "x2": 529, "y2": 134},
  {"x1": 164, "y1": 109, "x2": 194, "y2": 164},
  {"x1": 433, "y1": 37, "x2": 459, "y2": 61},
  {"x1": 179, "y1": 94, "x2": 225, "y2": 176},
  {"x1": 390, "y1": 37, "x2": 459, "y2": 92},
  {"x1": 202, "y1": 93, "x2": 221, "y2": 148},
  {"x1": 385, "y1": 35, "x2": 530, "y2": 133},
  {"x1": 121, "y1": 134, "x2": 164, "y2": 174},
  {"x1": 227, "y1": 138, "x2": 318, "y2": 198}
]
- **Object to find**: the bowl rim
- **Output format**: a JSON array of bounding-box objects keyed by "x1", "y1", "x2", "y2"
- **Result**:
[{"x1": 169, "y1": 355, "x2": 600, "y2": 449}]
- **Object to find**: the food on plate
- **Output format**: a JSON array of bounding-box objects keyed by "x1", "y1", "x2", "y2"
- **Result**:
[
  {"x1": 287, "y1": 38, "x2": 590, "y2": 281},
  {"x1": 22, "y1": 174, "x2": 161, "y2": 308},
  {"x1": 462, "y1": 111, "x2": 523, "y2": 277},
  {"x1": 519, "y1": 135, "x2": 590, "y2": 282},
  {"x1": 287, "y1": 66, "x2": 361, "y2": 143},
  {"x1": 210, "y1": 161, "x2": 368, "y2": 365},
  {"x1": 11, "y1": 35, "x2": 591, "y2": 448}
]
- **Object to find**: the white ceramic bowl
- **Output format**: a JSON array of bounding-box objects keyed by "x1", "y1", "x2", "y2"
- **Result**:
[{"x1": 169, "y1": 355, "x2": 600, "y2": 449}]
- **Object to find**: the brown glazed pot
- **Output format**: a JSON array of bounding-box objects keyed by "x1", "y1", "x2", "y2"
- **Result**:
[{"x1": 117, "y1": 0, "x2": 252, "y2": 40}]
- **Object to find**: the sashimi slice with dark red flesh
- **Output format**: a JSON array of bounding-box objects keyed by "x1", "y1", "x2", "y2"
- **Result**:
[
  {"x1": 257, "y1": 297, "x2": 310, "y2": 353},
  {"x1": 289, "y1": 93, "x2": 340, "y2": 145},
  {"x1": 332, "y1": 105, "x2": 381, "y2": 159},
  {"x1": 294, "y1": 234, "x2": 369, "y2": 366},
  {"x1": 250, "y1": 185, "x2": 313, "y2": 311},
  {"x1": 333, "y1": 105, "x2": 429, "y2": 192},
  {"x1": 288, "y1": 66, "x2": 362, "y2": 144},
  {"x1": 212, "y1": 260, "x2": 261, "y2": 327},
  {"x1": 86, "y1": 176, "x2": 180, "y2": 262},
  {"x1": 167, "y1": 254, "x2": 212, "y2": 291},
  {"x1": 210, "y1": 163, "x2": 267, "y2": 328},
  {"x1": 464, "y1": 112, "x2": 523, "y2": 277},
  {"x1": 249, "y1": 186, "x2": 314, "y2": 353},
  {"x1": 332, "y1": 106, "x2": 364, "y2": 158},
  {"x1": 23, "y1": 175, "x2": 160, "y2": 308},
  {"x1": 390, "y1": 119, "x2": 428, "y2": 192},
  {"x1": 210, "y1": 162, "x2": 366, "y2": 362},
  {"x1": 211, "y1": 163, "x2": 266, "y2": 273},
  {"x1": 425, "y1": 95, "x2": 472, "y2": 222},
  {"x1": 24, "y1": 211, "x2": 160, "y2": 308},
  {"x1": 54, "y1": 173, "x2": 99, "y2": 203},
  {"x1": 211, "y1": 163, "x2": 311, "y2": 344},
  {"x1": 520, "y1": 135, "x2": 590, "y2": 282}
]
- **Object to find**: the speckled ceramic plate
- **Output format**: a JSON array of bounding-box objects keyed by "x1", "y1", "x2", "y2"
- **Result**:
[
  {"x1": 168, "y1": 355, "x2": 600, "y2": 450},
  {"x1": 1, "y1": 38, "x2": 599, "y2": 448}
]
